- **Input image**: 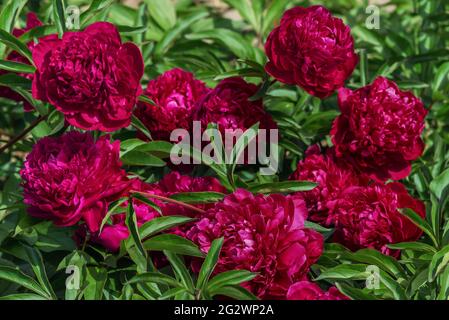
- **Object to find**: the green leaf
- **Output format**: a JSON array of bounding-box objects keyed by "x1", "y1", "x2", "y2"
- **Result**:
[
  {"x1": 99, "y1": 197, "x2": 127, "y2": 233},
  {"x1": 0, "y1": 29, "x2": 33, "y2": 63},
  {"x1": 131, "y1": 115, "x2": 152, "y2": 140},
  {"x1": 0, "y1": 60, "x2": 35, "y2": 73},
  {"x1": 18, "y1": 25, "x2": 58, "y2": 44},
  {"x1": 0, "y1": 266, "x2": 50, "y2": 298},
  {"x1": 209, "y1": 285, "x2": 258, "y2": 300},
  {"x1": 116, "y1": 25, "x2": 147, "y2": 35},
  {"x1": 131, "y1": 193, "x2": 161, "y2": 215},
  {"x1": 125, "y1": 201, "x2": 147, "y2": 273},
  {"x1": 207, "y1": 270, "x2": 257, "y2": 291},
  {"x1": 158, "y1": 287, "x2": 187, "y2": 300},
  {"x1": 196, "y1": 237, "x2": 224, "y2": 293},
  {"x1": 262, "y1": 0, "x2": 289, "y2": 35},
  {"x1": 249, "y1": 181, "x2": 317, "y2": 193},
  {"x1": 145, "y1": 0, "x2": 176, "y2": 31},
  {"x1": 83, "y1": 267, "x2": 107, "y2": 300},
  {"x1": 399, "y1": 208, "x2": 438, "y2": 248},
  {"x1": 138, "y1": 215, "x2": 193, "y2": 239},
  {"x1": 0, "y1": 0, "x2": 28, "y2": 33},
  {"x1": 0, "y1": 0, "x2": 27, "y2": 57},
  {"x1": 433, "y1": 61, "x2": 449, "y2": 96},
  {"x1": 335, "y1": 283, "x2": 379, "y2": 300},
  {"x1": 186, "y1": 29, "x2": 255, "y2": 60},
  {"x1": 143, "y1": 234, "x2": 204, "y2": 257},
  {"x1": 52, "y1": 0, "x2": 67, "y2": 36},
  {"x1": 138, "y1": 94, "x2": 157, "y2": 106},
  {"x1": 304, "y1": 221, "x2": 333, "y2": 234},
  {"x1": 0, "y1": 293, "x2": 48, "y2": 300},
  {"x1": 164, "y1": 251, "x2": 195, "y2": 292},
  {"x1": 154, "y1": 11, "x2": 208, "y2": 57},
  {"x1": 24, "y1": 246, "x2": 56, "y2": 299},
  {"x1": 169, "y1": 192, "x2": 225, "y2": 204},
  {"x1": 223, "y1": 0, "x2": 258, "y2": 31},
  {"x1": 386, "y1": 242, "x2": 436, "y2": 253},
  {"x1": 428, "y1": 244, "x2": 449, "y2": 282},
  {"x1": 341, "y1": 248, "x2": 406, "y2": 278},
  {"x1": 316, "y1": 264, "x2": 369, "y2": 281},
  {"x1": 121, "y1": 150, "x2": 166, "y2": 167},
  {"x1": 127, "y1": 272, "x2": 180, "y2": 288},
  {"x1": 214, "y1": 68, "x2": 263, "y2": 81},
  {"x1": 430, "y1": 167, "x2": 449, "y2": 199}
]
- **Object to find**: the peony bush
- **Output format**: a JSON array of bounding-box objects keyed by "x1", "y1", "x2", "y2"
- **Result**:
[{"x1": 0, "y1": 0, "x2": 448, "y2": 301}]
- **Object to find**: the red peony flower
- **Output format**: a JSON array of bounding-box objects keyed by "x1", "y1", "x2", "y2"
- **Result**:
[
  {"x1": 264, "y1": 5, "x2": 357, "y2": 98},
  {"x1": 134, "y1": 68, "x2": 210, "y2": 141},
  {"x1": 287, "y1": 281, "x2": 348, "y2": 300},
  {"x1": 290, "y1": 145, "x2": 368, "y2": 225},
  {"x1": 0, "y1": 12, "x2": 42, "y2": 111},
  {"x1": 331, "y1": 77, "x2": 427, "y2": 181},
  {"x1": 193, "y1": 77, "x2": 277, "y2": 133},
  {"x1": 32, "y1": 22, "x2": 144, "y2": 131},
  {"x1": 186, "y1": 189, "x2": 323, "y2": 299},
  {"x1": 20, "y1": 131, "x2": 129, "y2": 232},
  {"x1": 331, "y1": 182, "x2": 425, "y2": 256}
]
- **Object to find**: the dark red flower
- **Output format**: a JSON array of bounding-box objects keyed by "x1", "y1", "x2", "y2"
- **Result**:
[
  {"x1": 290, "y1": 145, "x2": 367, "y2": 225},
  {"x1": 331, "y1": 182, "x2": 426, "y2": 256},
  {"x1": 193, "y1": 77, "x2": 277, "y2": 133},
  {"x1": 0, "y1": 12, "x2": 42, "y2": 111},
  {"x1": 20, "y1": 131, "x2": 129, "y2": 232},
  {"x1": 331, "y1": 77, "x2": 427, "y2": 181},
  {"x1": 264, "y1": 6, "x2": 357, "y2": 98},
  {"x1": 287, "y1": 281, "x2": 348, "y2": 300},
  {"x1": 32, "y1": 22, "x2": 144, "y2": 131},
  {"x1": 134, "y1": 68, "x2": 210, "y2": 141},
  {"x1": 186, "y1": 189, "x2": 323, "y2": 299}
]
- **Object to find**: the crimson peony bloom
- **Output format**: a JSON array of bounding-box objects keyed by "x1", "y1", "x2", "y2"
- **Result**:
[
  {"x1": 0, "y1": 12, "x2": 42, "y2": 111},
  {"x1": 32, "y1": 22, "x2": 144, "y2": 131},
  {"x1": 264, "y1": 6, "x2": 357, "y2": 98},
  {"x1": 287, "y1": 281, "x2": 348, "y2": 300},
  {"x1": 20, "y1": 131, "x2": 129, "y2": 232},
  {"x1": 331, "y1": 182, "x2": 425, "y2": 256},
  {"x1": 134, "y1": 68, "x2": 210, "y2": 141},
  {"x1": 193, "y1": 77, "x2": 277, "y2": 133},
  {"x1": 290, "y1": 145, "x2": 367, "y2": 225},
  {"x1": 186, "y1": 189, "x2": 323, "y2": 299},
  {"x1": 331, "y1": 77, "x2": 427, "y2": 181},
  {"x1": 86, "y1": 172, "x2": 226, "y2": 252}
]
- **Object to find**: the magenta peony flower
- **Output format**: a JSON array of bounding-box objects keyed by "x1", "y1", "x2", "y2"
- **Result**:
[
  {"x1": 134, "y1": 68, "x2": 210, "y2": 141},
  {"x1": 331, "y1": 77, "x2": 427, "y2": 181},
  {"x1": 264, "y1": 6, "x2": 357, "y2": 98},
  {"x1": 290, "y1": 145, "x2": 368, "y2": 225},
  {"x1": 186, "y1": 189, "x2": 323, "y2": 299},
  {"x1": 331, "y1": 182, "x2": 426, "y2": 256},
  {"x1": 31, "y1": 22, "x2": 144, "y2": 131},
  {"x1": 83, "y1": 172, "x2": 226, "y2": 252},
  {"x1": 193, "y1": 77, "x2": 277, "y2": 133},
  {"x1": 0, "y1": 12, "x2": 42, "y2": 111},
  {"x1": 287, "y1": 281, "x2": 348, "y2": 300},
  {"x1": 20, "y1": 131, "x2": 129, "y2": 232}
]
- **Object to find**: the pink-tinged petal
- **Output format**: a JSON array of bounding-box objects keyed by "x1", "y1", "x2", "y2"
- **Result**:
[{"x1": 31, "y1": 34, "x2": 60, "y2": 69}]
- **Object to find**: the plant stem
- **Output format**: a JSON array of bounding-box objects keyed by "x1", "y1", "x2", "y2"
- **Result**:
[
  {"x1": 0, "y1": 114, "x2": 48, "y2": 154},
  {"x1": 130, "y1": 190, "x2": 206, "y2": 214}
]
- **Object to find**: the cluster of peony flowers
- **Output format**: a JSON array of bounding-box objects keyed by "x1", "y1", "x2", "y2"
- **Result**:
[{"x1": 15, "y1": 4, "x2": 429, "y2": 301}]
